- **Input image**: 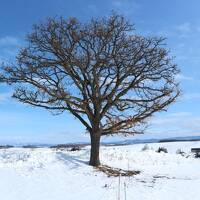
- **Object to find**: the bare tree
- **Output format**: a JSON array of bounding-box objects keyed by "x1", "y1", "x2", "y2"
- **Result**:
[{"x1": 1, "y1": 14, "x2": 180, "y2": 166}]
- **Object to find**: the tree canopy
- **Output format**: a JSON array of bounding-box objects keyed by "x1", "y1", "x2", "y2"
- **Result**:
[{"x1": 0, "y1": 14, "x2": 180, "y2": 166}]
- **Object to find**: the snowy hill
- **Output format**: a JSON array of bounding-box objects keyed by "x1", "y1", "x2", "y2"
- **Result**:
[{"x1": 0, "y1": 141, "x2": 200, "y2": 200}]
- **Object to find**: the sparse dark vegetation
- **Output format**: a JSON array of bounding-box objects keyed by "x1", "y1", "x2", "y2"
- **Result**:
[
  {"x1": 70, "y1": 146, "x2": 81, "y2": 151},
  {"x1": 0, "y1": 145, "x2": 14, "y2": 149},
  {"x1": 141, "y1": 144, "x2": 150, "y2": 151},
  {"x1": 22, "y1": 145, "x2": 39, "y2": 148},
  {"x1": 96, "y1": 165, "x2": 140, "y2": 177},
  {"x1": 50, "y1": 144, "x2": 86, "y2": 150},
  {"x1": 191, "y1": 148, "x2": 200, "y2": 158},
  {"x1": 194, "y1": 154, "x2": 200, "y2": 158},
  {"x1": 176, "y1": 149, "x2": 185, "y2": 156},
  {"x1": 157, "y1": 147, "x2": 168, "y2": 153}
]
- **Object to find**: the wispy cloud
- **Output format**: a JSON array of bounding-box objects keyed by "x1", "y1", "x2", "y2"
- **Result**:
[
  {"x1": 175, "y1": 22, "x2": 192, "y2": 38},
  {"x1": 0, "y1": 36, "x2": 22, "y2": 62},
  {"x1": 0, "y1": 36, "x2": 20, "y2": 47},
  {"x1": 176, "y1": 74, "x2": 194, "y2": 81},
  {"x1": 0, "y1": 92, "x2": 12, "y2": 103},
  {"x1": 151, "y1": 112, "x2": 191, "y2": 126},
  {"x1": 87, "y1": 4, "x2": 98, "y2": 14},
  {"x1": 149, "y1": 112, "x2": 200, "y2": 136},
  {"x1": 183, "y1": 92, "x2": 200, "y2": 100},
  {"x1": 111, "y1": 0, "x2": 140, "y2": 15},
  {"x1": 154, "y1": 22, "x2": 200, "y2": 39}
]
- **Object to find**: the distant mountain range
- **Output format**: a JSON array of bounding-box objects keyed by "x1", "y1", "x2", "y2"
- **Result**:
[
  {"x1": 105, "y1": 135, "x2": 200, "y2": 146},
  {"x1": 0, "y1": 135, "x2": 200, "y2": 148}
]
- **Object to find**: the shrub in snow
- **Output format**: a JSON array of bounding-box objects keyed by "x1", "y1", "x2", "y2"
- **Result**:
[
  {"x1": 141, "y1": 144, "x2": 150, "y2": 151},
  {"x1": 176, "y1": 149, "x2": 185, "y2": 156},
  {"x1": 70, "y1": 146, "x2": 81, "y2": 151},
  {"x1": 156, "y1": 147, "x2": 168, "y2": 153},
  {"x1": 194, "y1": 153, "x2": 200, "y2": 158}
]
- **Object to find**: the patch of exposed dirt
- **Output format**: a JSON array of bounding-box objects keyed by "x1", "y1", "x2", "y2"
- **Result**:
[{"x1": 96, "y1": 165, "x2": 140, "y2": 177}]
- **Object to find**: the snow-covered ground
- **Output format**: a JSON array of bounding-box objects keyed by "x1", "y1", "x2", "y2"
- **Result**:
[{"x1": 0, "y1": 141, "x2": 200, "y2": 200}]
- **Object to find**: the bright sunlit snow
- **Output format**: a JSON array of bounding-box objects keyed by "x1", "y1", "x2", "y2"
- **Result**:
[{"x1": 0, "y1": 141, "x2": 199, "y2": 200}]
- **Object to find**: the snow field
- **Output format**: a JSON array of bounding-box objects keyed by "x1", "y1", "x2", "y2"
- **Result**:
[{"x1": 0, "y1": 141, "x2": 199, "y2": 200}]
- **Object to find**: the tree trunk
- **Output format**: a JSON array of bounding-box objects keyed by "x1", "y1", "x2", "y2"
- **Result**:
[{"x1": 89, "y1": 133, "x2": 101, "y2": 166}]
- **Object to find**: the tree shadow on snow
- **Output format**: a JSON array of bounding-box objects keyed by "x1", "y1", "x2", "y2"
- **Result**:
[{"x1": 55, "y1": 152, "x2": 88, "y2": 169}]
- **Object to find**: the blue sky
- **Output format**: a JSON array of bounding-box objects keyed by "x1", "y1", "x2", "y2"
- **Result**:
[{"x1": 0, "y1": 0, "x2": 200, "y2": 144}]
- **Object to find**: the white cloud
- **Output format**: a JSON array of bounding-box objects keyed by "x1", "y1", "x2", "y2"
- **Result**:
[
  {"x1": 149, "y1": 112, "x2": 200, "y2": 136},
  {"x1": 0, "y1": 36, "x2": 22, "y2": 62},
  {"x1": 170, "y1": 112, "x2": 192, "y2": 117},
  {"x1": 111, "y1": 0, "x2": 140, "y2": 15},
  {"x1": 0, "y1": 36, "x2": 20, "y2": 47},
  {"x1": 151, "y1": 112, "x2": 191, "y2": 126},
  {"x1": 155, "y1": 22, "x2": 195, "y2": 39},
  {"x1": 176, "y1": 22, "x2": 192, "y2": 33},
  {"x1": 176, "y1": 74, "x2": 194, "y2": 81},
  {"x1": 87, "y1": 4, "x2": 98, "y2": 14},
  {"x1": 183, "y1": 92, "x2": 200, "y2": 100},
  {"x1": 196, "y1": 26, "x2": 200, "y2": 33},
  {"x1": 173, "y1": 22, "x2": 193, "y2": 39},
  {"x1": 0, "y1": 92, "x2": 11, "y2": 103}
]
